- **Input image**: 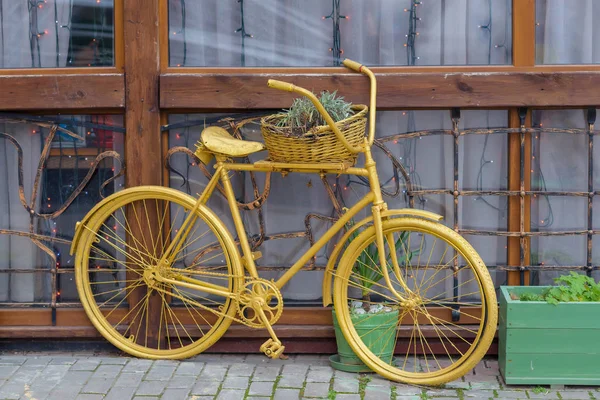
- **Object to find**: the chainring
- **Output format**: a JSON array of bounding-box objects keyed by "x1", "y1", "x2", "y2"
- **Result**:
[{"x1": 236, "y1": 278, "x2": 283, "y2": 328}]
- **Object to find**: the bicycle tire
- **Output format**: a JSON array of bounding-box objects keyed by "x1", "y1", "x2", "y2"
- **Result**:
[
  {"x1": 74, "y1": 186, "x2": 243, "y2": 359},
  {"x1": 333, "y1": 217, "x2": 497, "y2": 385}
]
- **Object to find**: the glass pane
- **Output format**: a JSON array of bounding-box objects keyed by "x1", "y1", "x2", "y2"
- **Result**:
[
  {"x1": 166, "y1": 109, "x2": 509, "y2": 298},
  {"x1": 168, "y1": 0, "x2": 512, "y2": 67},
  {"x1": 529, "y1": 109, "x2": 598, "y2": 285},
  {"x1": 0, "y1": 0, "x2": 114, "y2": 68},
  {"x1": 0, "y1": 115, "x2": 124, "y2": 304},
  {"x1": 536, "y1": 0, "x2": 600, "y2": 64}
]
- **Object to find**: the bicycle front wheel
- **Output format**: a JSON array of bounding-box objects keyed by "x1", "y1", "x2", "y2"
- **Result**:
[
  {"x1": 333, "y1": 217, "x2": 497, "y2": 385},
  {"x1": 74, "y1": 186, "x2": 243, "y2": 359}
]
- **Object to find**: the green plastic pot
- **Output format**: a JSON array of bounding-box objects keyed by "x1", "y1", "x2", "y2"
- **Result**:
[{"x1": 331, "y1": 308, "x2": 399, "y2": 372}]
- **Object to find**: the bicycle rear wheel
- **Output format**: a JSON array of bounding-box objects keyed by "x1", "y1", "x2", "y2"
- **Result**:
[
  {"x1": 74, "y1": 186, "x2": 243, "y2": 359},
  {"x1": 333, "y1": 217, "x2": 497, "y2": 385}
]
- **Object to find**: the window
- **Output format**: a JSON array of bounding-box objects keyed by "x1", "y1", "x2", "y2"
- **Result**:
[
  {"x1": 168, "y1": 0, "x2": 512, "y2": 67},
  {"x1": 0, "y1": 0, "x2": 115, "y2": 68}
]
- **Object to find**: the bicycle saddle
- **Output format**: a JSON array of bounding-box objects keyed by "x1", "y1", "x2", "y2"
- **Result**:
[{"x1": 201, "y1": 126, "x2": 265, "y2": 157}]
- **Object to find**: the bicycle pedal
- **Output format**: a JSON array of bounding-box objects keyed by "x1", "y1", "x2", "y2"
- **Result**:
[{"x1": 260, "y1": 339, "x2": 285, "y2": 359}]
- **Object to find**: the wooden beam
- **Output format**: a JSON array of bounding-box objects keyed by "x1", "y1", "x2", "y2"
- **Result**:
[
  {"x1": 124, "y1": 0, "x2": 162, "y2": 347},
  {"x1": 513, "y1": 0, "x2": 536, "y2": 67},
  {"x1": 0, "y1": 74, "x2": 124, "y2": 110},
  {"x1": 160, "y1": 71, "x2": 600, "y2": 110}
]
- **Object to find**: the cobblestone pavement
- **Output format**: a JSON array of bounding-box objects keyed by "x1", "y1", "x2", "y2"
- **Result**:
[{"x1": 0, "y1": 352, "x2": 598, "y2": 400}]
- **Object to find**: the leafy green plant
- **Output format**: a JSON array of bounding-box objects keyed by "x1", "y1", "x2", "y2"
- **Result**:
[
  {"x1": 346, "y1": 220, "x2": 417, "y2": 312},
  {"x1": 516, "y1": 272, "x2": 600, "y2": 304},
  {"x1": 531, "y1": 386, "x2": 547, "y2": 394},
  {"x1": 276, "y1": 90, "x2": 354, "y2": 134}
]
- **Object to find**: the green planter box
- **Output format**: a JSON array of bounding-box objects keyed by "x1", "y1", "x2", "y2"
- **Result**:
[{"x1": 499, "y1": 286, "x2": 600, "y2": 385}]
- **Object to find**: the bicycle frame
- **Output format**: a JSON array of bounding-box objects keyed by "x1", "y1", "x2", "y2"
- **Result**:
[
  {"x1": 156, "y1": 149, "x2": 415, "y2": 303},
  {"x1": 155, "y1": 59, "x2": 412, "y2": 303}
]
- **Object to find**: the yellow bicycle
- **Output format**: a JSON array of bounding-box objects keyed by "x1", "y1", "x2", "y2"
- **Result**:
[{"x1": 71, "y1": 60, "x2": 497, "y2": 385}]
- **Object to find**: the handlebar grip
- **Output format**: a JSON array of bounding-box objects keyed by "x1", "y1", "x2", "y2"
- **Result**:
[
  {"x1": 343, "y1": 59, "x2": 363, "y2": 72},
  {"x1": 267, "y1": 79, "x2": 296, "y2": 92}
]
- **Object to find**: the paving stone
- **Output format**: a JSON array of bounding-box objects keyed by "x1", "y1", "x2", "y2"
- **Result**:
[
  {"x1": 97, "y1": 357, "x2": 129, "y2": 365},
  {"x1": 121, "y1": 359, "x2": 154, "y2": 373},
  {"x1": 70, "y1": 360, "x2": 101, "y2": 371},
  {"x1": 281, "y1": 363, "x2": 309, "y2": 376},
  {"x1": 527, "y1": 390, "x2": 560, "y2": 399},
  {"x1": 302, "y1": 382, "x2": 330, "y2": 398},
  {"x1": 174, "y1": 361, "x2": 204, "y2": 376},
  {"x1": 162, "y1": 388, "x2": 191, "y2": 400},
  {"x1": 468, "y1": 381, "x2": 501, "y2": 390},
  {"x1": 493, "y1": 391, "x2": 529, "y2": 399},
  {"x1": 82, "y1": 378, "x2": 116, "y2": 395},
  {"x1": 216, "y1": 389, "x2": 246, "y2": 400},
  {"x1": 62, "y1": 370, "x2": 93, "y2": 384},
  {"x1": 75, "y1": 394, "x2": 105, "y2": 400},
  {"x1": 144, "y1": 365, "x2": 176, "y2": 381},
  {"x1": 132, "y1": 397, "x2": 159, "y2": 400},
  {"x1": 463, "y1": 389, "x2": 496, "y2": 398},
  {"x1": 248, "y1": 380, "x2": 275, "y2": 396},
  {"x1": 91, "y1": 364, "x2": 123, "y2": 379},
  {"x1": 274, "y1": 388, "x2": 301, "y2": 400},
  {"x1": 166, "y1": 375, "x2": 197, "y2": 389},
  {"x1": 135, "y1": 380, "x2": 168, "y2": 396},
  {"x1": 221, "y1": 375, "x2": 249, "y2": 390},
  {"x1": 0, "y1": 357, "x2": 27, "y2": 365},
  {"x1": 391, "y1": 384, "x2": 422, "y2": 396},
  {"x1": 277, "y1": 374, "x2": 305, "y2": 388},
  {"x1": 306, "y1": 366, "x2": 333, "y2": 383},
  {"x1": 423, "y1": 388, "x2": 458, "y2": 397},
  {"x1": 0, "y1": 383, "x2": 27, "y2": 399},
  {"x1": 114, "y1": 372, "x2": 144, "y2": 387},
  {"x1": 0, "y1": 366, "x2": 19, "y2": 379},
  {"x1": 104, "y1": 386, "x2": 137, "y2": 400},
  {"x1": 364, "y1": 384, "x2": 391, "y2": 399},
  {"x1": 191, "y1": 379, "x2": 222, "y2": 396},
  {"x1": 252, "y1": 365, "x2": 281, "y2": 382},
  {"x1": 23, "y1": 357, "x2": 52, "y2": 366},
  {"x1": 333, "y1": 375, "x2": 359, "y2": 393},
  {"x1": 10, "y1": 368, "x2": 42, "y2": 385},
  {"x1": 444, "y1": 380, "x2": 471, "y2": 389},
  {"x1": 49, "y1": 357, "x2": 77, "y2": 365},
  {"x1": 227, "y1": 363, "x2": 255, "y2": 377},
  {"x1": 558, "y1": 390, "x2": 594, "y2": 399},
  {"x1": 335, "y1": 394, "x2": 362, "y2": 400},
  {"x1": 199, "y1": 365, "x2": 228, "y2": 381},
  {"x1": 47, "y1": 385, "x2": 84, "y2": 400}
]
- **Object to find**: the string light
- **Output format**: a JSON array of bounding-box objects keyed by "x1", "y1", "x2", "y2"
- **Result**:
[
  {"x1": 236, "y1": 0, "x2": 253, "y2": 66},
  {"x1": 404, "y1": 1, "x2": 422, "y2": 65},
  {"x1": 323, "y1": 0, "x2": 347, "y2": 66}
]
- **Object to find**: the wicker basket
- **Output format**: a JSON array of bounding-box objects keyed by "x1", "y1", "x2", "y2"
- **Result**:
[{"x1": 261, "y1": 105, "x2": 368, "y2": 164}]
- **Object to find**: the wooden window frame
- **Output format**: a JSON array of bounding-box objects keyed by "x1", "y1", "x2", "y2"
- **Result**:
[{"x1": 1, "y1": 0, "x2": 600, "y2": 347}]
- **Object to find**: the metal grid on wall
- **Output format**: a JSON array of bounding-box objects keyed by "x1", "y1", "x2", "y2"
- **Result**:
[
  {"x1": 1, "y1": 109, "x2": 599, "y2": 319},
  {"x1": 0, "y1": 114, "x2": 125, "y2": 322}
]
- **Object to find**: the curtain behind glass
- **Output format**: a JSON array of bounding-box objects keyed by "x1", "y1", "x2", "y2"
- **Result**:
[
  {"x1": 169, "y1": 0, "x2": 512, "y2": 67},
  {"x1": 0, "y1": 0, "x2": 114, "y2": 68},
  {"x1": 536, "y1": 0, "x2": 600, "y2": 64}
]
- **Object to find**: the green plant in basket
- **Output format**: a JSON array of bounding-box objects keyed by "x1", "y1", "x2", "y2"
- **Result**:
[{"x1": 276, "y1": 90, "x2": 354, "y2": 135}]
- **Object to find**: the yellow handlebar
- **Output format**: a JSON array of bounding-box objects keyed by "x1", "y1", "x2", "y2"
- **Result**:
[
  {"x1": 266, "y1": 58, "x2": 377, "y2": 153},
  {"x1": 342, "y1": 59, "x2": 363, "y2": 72},
  {"x1": 343, "y1": 59, "x2": 377, "y2": 147},
  {"x1": 267, "y1": 79, "x2": 295, "y2": 92}
]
